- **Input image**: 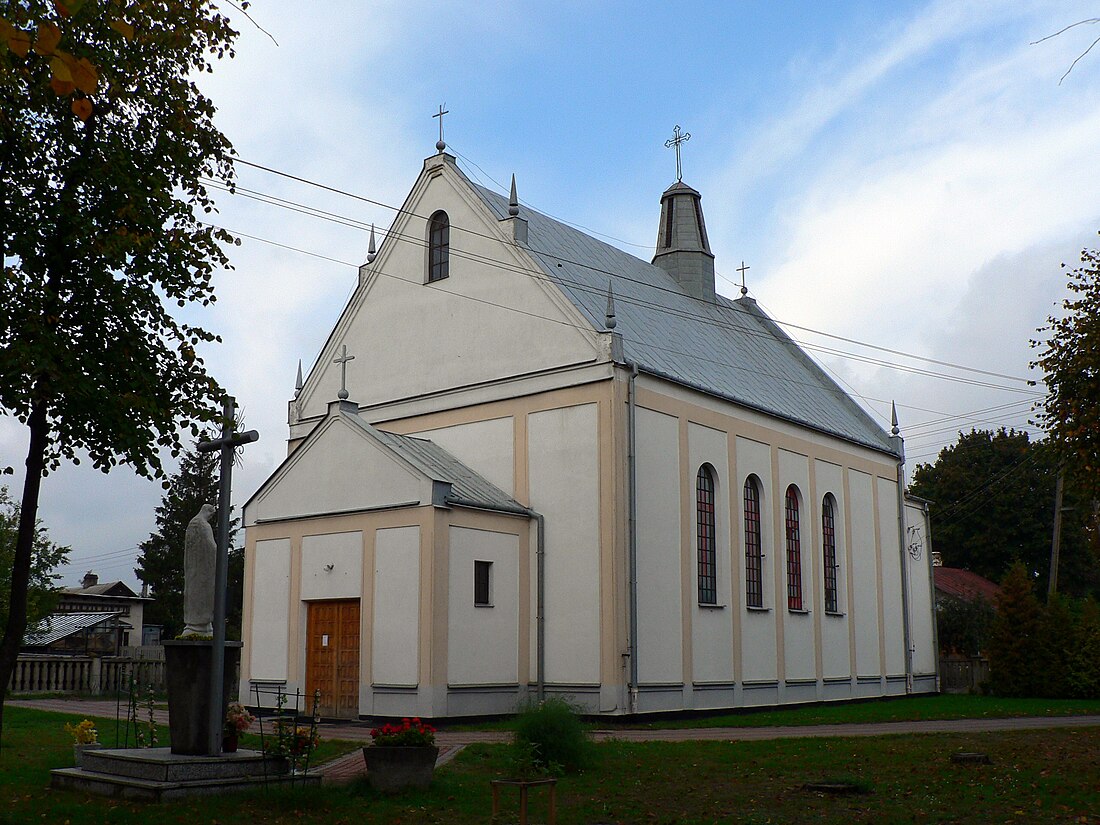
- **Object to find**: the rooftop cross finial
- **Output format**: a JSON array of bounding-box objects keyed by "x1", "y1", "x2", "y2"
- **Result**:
[
  {"x1": 664, "y1": 124, "x2": 691, "y2": 182},
  {"x1": 333, "y1": 344, "x2": 355, "y2": 401},
  {"x1": 737, "y1": 261, "x2": 750, "y2": 296},
  {"x1": 433, "y1": 104, "x2": 449, "y2": 153}
]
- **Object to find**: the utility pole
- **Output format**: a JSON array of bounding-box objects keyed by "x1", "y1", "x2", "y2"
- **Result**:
[{"x1": 1048, "y1": 465, "x2": 1065, "y2": 599}]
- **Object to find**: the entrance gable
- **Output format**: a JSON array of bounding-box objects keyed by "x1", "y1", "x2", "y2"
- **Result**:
[{"x1": 244, "y1": 414, "x2": 431, "y2": 525}]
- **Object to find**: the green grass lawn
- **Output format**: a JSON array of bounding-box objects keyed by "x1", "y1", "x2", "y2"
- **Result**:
[
  {"x1": 2, "y1": 705, "x2": 1098, "y2": 824},
  {"x1": 604, "y1": 694, "x2": 1100, "y2": 730},
  {"x1": 448, "y1": 693, "x2": 1100, "y2": 732}
]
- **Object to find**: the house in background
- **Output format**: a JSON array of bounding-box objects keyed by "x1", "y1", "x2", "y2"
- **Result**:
[
  {"x1": 241, "y1": 146, "x2": 938, "y2": 719},
  {"x1": 55, "y1": 571, "x2": 150, "y2": 649},
  {"x1": 22, "y1": 611, "x2": 125, "y2": 657},
  {"x1": 933, "y1": 565, "x2": 1002, "y2": 606}
]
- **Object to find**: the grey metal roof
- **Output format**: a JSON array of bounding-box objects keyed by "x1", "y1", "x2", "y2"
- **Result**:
[
  {"x1": 343, "y1": 412, "x2": 529, "y2": 515},
  {"x1": 472, "y1": 182, "x2": 897, "y2": 456},
  {"x1": 63, "y1": 581, "x2": 144, "y2": 599},
  {"x1": 23, "y1": 612, "x2": 121, "y2": 647}
]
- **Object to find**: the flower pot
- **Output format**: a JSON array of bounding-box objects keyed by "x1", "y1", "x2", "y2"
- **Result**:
[
  {"x1": 73, "y1": 742, "x2": 103, "y2": 768},
  {"x1": 222, "y1": 731, "x2": 239, "y2": 753},
  {"x1": 362, "y1": 745, "x2": 439, "y2": 793}
]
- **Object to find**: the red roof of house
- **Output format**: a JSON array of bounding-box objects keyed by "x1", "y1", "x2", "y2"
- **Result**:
[{"x1": 934, "y1": 567, "x2": 1001, "y2": 603}]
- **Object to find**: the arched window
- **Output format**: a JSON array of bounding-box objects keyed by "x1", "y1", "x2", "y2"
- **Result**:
[
  {"x1": 744, "y1": 476, "x2": 763, "y2": 608},
  {"x1": 428, "y1": 210, "x2": 449, "y2": 282},
  {"x1": 822, "y1": 494, "x2": 839, "y2": 613},
  {"x1": 697, "y1": 465, "x2": 717, "y2": 605},
  {"x1": 785, "y1": 485, "x2": 803, "y2": 610}
]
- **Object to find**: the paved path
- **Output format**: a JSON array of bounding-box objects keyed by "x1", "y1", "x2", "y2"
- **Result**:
[{"x1": 12, "y1": 698, "x2": 1098, "y2": 785}]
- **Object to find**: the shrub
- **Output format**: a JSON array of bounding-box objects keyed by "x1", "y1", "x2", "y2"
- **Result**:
[
  {"x1": 1066, "y1": 597, "x2": 1100, "y2": 698},
  {"x1": 511, "y1": 698, "x2": 591, "y2": 775},
  {"x1": 987, "y1": 562, "x2": 1042, "y2": 696},
  {"x1": 937, "y1": 594, "x2": 995, "y2": 656}
]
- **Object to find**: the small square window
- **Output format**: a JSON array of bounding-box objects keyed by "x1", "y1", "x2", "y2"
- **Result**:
[{"x1": 474, "y1": 560, "x2": 492, "y2": 607}]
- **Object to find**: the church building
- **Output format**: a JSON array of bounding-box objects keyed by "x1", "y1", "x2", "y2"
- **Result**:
[{"x1": 240, "y1": 139, "x2": 938, "y2": 719}]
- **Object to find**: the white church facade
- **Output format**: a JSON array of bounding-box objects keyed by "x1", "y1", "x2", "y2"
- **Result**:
[{"x1": 240, "y1": 146, "x2": 938, "y2": 719}]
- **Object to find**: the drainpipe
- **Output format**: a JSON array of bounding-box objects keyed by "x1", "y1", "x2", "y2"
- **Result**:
[
  {"x1": 921, "y1": 498, "x2": 940, "y2": 693},
  {"x1": 890, "y1": 406, "x2": 914, "y2": 694},
  {"x1": 535, "y1": 512, "x2": 546, "y2": 702},
  {"x1": 627, "y1": 363, "x2": 639, "y2": 714}
]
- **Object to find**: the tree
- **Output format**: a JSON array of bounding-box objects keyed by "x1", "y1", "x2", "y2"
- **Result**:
[
  {"x1": 909, "y1": 429, "x2": 1098, "y2": 596},
  {"x1": 1032, "y1": 239, "x2": 1100, "y2": 502},
  {"x1": 134, "y1": 441, "x2": 238, "y2": 639},
  {"x1": 986, "y1": 562, "x2": 1043, "y2": 697},
  {"x1": 0, "y1": 486, "x2": 69, "y2": 631},
  {"x1": 935, "y1": 595, "x2": 995, "y2": 657},
  {"x1": 0, "y1": 1, "x2": 241, "y2": 746}
]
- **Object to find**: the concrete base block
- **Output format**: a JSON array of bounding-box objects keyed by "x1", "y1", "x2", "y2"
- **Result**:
[{"x1": 50, "y1": 747, "x2": 320, "y2": 801}]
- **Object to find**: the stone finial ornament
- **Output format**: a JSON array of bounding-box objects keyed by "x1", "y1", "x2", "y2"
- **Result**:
[
  {"x1": 605, "y1": 281, "x2": 617, "y2": 330},
  {"x1": 294, "y1": 359, "x2": 303, "y2": 399},
  {"x1": 367, "y1": 223, "x2": 377, "y2": 264},
  {"x1": 508, "y1": 174, "x2": 520, "y2": 217},
  {"x1": 891, "y1": 401, "x2": 900, "y2": 437}
]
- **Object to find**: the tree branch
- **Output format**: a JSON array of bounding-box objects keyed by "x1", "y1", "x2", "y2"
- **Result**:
[{"x1": 1031, "y1": 18, "x2": 1100, "y2": 84}]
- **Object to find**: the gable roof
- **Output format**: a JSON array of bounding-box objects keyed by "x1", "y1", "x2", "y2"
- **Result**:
[
  {"x1": 63, "y1": 581, "x2": 143, "y2": 599},
  {"x1": 471, "y1": 181, "x2": 897, "y2": 456},
  {"x1": 934, "y1": 567, "x2": 1002, "y2": 603},
  {"x1": 23, "y1": 612, "x2": 121, "y2": 647},
  {"x1": 345, "y1": 414, "x2": 529, "y2": 515},
  {"x1": 245, "y1": 400, "x2": 529, "y2": 521}
]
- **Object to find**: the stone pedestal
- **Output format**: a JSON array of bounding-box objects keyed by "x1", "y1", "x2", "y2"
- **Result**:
[
  {"x1": 50, "y1": 748, "x2": 318, "y2": 801},
  {"x1": 164, "y1": 640, "x2": 242, "y2": 755}
]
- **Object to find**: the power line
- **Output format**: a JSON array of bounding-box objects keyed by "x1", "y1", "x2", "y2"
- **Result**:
[
  {"x1": 208, "y1": 195, "x2": 1040, "y2": 402},
  {"x1": 226, "y1": 156, "x2": 1037, "y2": 390},
  {"x1": 905, "y1": 399, "x2": 1037, "y2": 432},
  {"x1": 207, "y1": 220, "x2": 1040, "y2": 427}
]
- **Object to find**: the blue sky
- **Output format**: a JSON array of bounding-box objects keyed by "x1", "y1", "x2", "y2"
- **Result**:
[{"x1": 3, "y1": 0, "x2": 1099, "y2": 588}]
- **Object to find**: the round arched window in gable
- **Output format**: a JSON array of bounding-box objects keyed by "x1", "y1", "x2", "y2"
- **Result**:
[{"x1": 428, "y1": 210, "x2": 449, "y2": 282}]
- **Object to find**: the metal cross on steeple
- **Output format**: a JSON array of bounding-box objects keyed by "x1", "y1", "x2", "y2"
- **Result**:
[
  {"x1": 333, "y1": 344, "x2": 355, "y2": 401},
  {"x1": 433, "y1": 104, "x2": 449, "y2": 152},
  {"x1": 737, "y1": 261, "x2": 750, "y2": 296},
  {"x1": 665, "y1": 124, "x2": 691, "y2": 182}
]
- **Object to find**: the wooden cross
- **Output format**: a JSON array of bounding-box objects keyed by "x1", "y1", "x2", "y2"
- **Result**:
[
  {"x1": 433, "y1": 104, "x2": 449, "y2": 151},
  {"x1": 333, "y1": 344, "x2": 355, "y2": 401},
  {"x1": 664, "y1": 125, "x2": 691, "y2": 182},
  {"x1": 737, "y1": 261, "x2": 750, "y2": 296}
]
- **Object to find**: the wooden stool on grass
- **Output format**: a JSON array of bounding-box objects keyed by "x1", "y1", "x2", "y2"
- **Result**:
[{"x1": 490, "y1": 777, "x2": 557, "y2": 825}]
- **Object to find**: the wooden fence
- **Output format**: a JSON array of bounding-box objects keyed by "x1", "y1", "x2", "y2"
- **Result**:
[
  {"x1": 8, "y1": 653, "x2": 166, "y2": 695},
  {"x1": 939, "y1": 655, "x2": 989, "y2": 694}
]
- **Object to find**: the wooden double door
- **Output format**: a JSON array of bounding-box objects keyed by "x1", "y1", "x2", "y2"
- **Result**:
[{"x1": 305, "y1": 600, "x2": 361, "y2": 719}]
